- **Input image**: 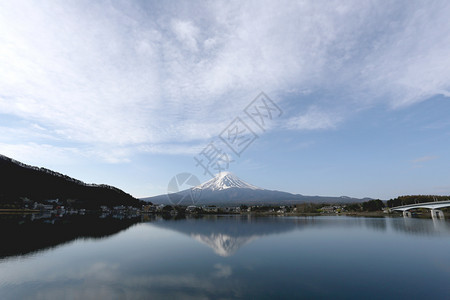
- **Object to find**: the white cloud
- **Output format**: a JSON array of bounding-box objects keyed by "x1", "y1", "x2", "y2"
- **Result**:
[
  {"x1": 1, "y1": 0, "x2": 450, "y2": 163},
  {"x1": 0, "y1": 142, "x2": 84, "y2": 166},
  {"x1": 138, "y1": 143, "x2": 204, "y2": 156},
  {"x1": 171, "y1": 20, "x2": 200, "y2": 52},
  {"x1": 286, "y1": 106, "x2": 341, "y2": 130}
]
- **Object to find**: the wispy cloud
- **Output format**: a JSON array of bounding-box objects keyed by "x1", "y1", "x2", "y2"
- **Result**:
[
  {"x1": 286, "y1": 106, "x2": 342, "y2": 130},
  {"x1": 1, "y1": 1, "x2": 450, "y2": 163},
  {"x1": 412, "y1": 155, "x2": 438, "y2": 164},
  {"x1": 171, "y1": 20, "x2": 200, "y2": 52}
]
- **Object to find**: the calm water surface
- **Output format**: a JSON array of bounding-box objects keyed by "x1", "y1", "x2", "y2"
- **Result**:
[{"x1": 0, "y1": 214, "x2": 448, "y2": 299}]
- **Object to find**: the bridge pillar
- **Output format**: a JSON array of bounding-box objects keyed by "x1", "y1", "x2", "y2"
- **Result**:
[
  {"x1": 403, "y1": 211, "x2": 412, "y2": 218},
  {"x1": 431, "y1": 209, "x2": 445, "y2": 219}
]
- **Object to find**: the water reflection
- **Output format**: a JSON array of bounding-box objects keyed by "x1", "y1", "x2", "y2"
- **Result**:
[
  {"x1": 0, "y1": 215, "x2": 449, "y2": 299},
  {"x1": 1, "y1": 214, "x2": 449, "y2": 260},
  {"x1": 148, "y1": 215, "x2": 450, "y2": 256},
  {"x1": 363, "y1": 217, "x2": 387, "y2": 232},
  {"x1": 0, "y1": 213, "x2": 140, "y2": 259},
  {"x1": 149, "y1": 216, "x2": 301, "y2": 256},
  {"x1": 390, "y1": 216, "x2": 450, "y2": 236}
]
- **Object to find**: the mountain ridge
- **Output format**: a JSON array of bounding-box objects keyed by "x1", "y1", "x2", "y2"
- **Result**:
[
  {"x1": 0, "y1": 154, "x2": 142, "y2": 209},
  {"x1": 142, "y1": 172, "x2": 369, "y2": 206}
]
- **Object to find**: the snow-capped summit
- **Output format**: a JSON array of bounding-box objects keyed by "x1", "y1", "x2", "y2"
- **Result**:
[
  {"x1": 142, "y1": 171, "x2": 368, "y2": 205},
  {"x1": 193, "y1": 171, "x2": 262, "y2": 191}
]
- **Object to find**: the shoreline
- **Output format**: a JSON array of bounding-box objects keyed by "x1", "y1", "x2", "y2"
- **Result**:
[
  {"x1": 0, "y1": 209, "x2": 447, "y2": 219},
  {"x1": 0, "y1": 209, "x2": 40, "y2": 214}
]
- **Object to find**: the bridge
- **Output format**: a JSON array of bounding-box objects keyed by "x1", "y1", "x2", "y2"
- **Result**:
[{"x1": 390, "y1": 200, "x2": 450, "y2": 219}]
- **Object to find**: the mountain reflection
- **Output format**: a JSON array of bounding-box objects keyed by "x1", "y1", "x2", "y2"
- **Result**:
[
  {"x1": 148, "y1": 215, "x2": 450, "y2": 256},
  {"x1": 1, "y1": 214, "x2": 448, "y2": 260},
  {"x1": 148, "y1": 216, "x2": 302, "y2": 256},
  {"x1": 0, "y1": 213, "x2": 141, "y2": 259},
  {"x1": 1, "y1": 215, "x2": 449, "y2": 299}
]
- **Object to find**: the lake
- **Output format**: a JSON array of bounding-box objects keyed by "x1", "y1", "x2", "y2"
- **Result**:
[{"x1": 0, "y1": 214, "x2": 448, "y2": 299}]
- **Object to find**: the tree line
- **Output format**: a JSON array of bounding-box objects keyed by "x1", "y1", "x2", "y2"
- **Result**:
[{"x1": 386, "y1": 195, "x2": 449, "y2": 208}]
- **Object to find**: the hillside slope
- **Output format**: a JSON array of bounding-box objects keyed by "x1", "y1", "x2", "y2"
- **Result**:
[{"x1": 0, "y1": 154, "x2": 142, "y2": 209}]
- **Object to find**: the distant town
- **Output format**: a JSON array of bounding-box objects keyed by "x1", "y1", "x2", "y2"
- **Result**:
[{"x1": 2, "y1": 196, "x2": 448, "y2": 220}]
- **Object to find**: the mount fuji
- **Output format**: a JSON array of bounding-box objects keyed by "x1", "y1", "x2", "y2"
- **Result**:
[
  {"x1": 142, "y1": 172, "x2": 368, "y2": 206},
  {"x1": 193, "y1": 171, "x2": 262, "y2": 191}
]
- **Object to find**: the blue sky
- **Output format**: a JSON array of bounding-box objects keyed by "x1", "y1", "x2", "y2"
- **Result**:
[{"x1": 1, "y1": 0, "x2": 450, "y2": 199}]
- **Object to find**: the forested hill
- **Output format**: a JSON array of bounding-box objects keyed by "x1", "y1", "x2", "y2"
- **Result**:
[
  {"x1": 387, "y1": 195, "x2": 449, "y2": 207},
  {"x1": 0, "y1": 154, "x2": 142, "y2": 209}
]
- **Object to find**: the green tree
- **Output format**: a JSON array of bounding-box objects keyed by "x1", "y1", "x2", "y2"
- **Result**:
[{"x1": 362, "y1": 199, "x2": 384, "y2": 211}]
